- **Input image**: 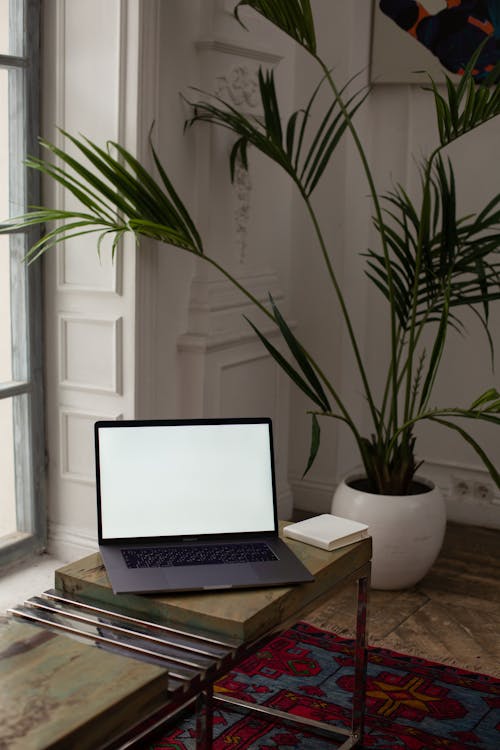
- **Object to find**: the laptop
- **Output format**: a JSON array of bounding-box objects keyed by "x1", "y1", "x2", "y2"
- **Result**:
[{"x1": 95, "y1": 417, "x2": 314, "y2": 594}]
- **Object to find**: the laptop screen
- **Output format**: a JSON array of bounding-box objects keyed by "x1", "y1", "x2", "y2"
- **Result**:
[{"x1": 96, "y1": 419, "x2": 277, "y2": 541}]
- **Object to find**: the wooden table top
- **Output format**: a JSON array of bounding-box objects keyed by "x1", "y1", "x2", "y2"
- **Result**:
[
  {"x1": 55, "y1": 523, "x2": 372, "y2": 643},
  {"x1": 0, "y1": 616, "x2": 167, "y2": 750},
  {"x1": 2, "y1": 525, "x2": 371, "y2": 749}
]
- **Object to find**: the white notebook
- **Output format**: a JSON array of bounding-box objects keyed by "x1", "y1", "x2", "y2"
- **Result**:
[{"x1": 283, "y1": 514, "x2": 369, "y2": 551}]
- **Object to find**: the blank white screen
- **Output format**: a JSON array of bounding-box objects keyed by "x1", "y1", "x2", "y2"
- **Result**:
[{"x1": 98, "y1": 423, "x2": 276, "y2": 539}]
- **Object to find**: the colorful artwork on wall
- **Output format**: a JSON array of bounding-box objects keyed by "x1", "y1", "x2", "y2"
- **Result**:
[{"x1": 371, "y1": 1, "x2": 500, "y2": 83}]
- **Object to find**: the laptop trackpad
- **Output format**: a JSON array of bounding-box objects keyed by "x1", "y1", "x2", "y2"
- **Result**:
[{"x1": 168, "y1": 563, "x2": 264, "y2": 590}]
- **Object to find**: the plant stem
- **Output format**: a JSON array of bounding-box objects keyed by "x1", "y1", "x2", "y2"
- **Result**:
[
  {"x1": 301, "y1": 189, "x2": 380, "y2": 429},
  {"x1": 202, "y1": 251, "x2": 357, "y2": 427},
  {"x1": 316, "y1": 58, "x2": 400, "y2": 440},
  {"x1": 403, "y1": 149, "x2": 442, "y2": 422},
  {"x1": 201, "y1": 254, "x2": 276, "y2": 324}
]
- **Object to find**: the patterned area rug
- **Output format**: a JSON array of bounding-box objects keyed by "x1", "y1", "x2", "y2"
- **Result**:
[{"x1": 145, "y1": 621, "x2": 500, "y2": 749}]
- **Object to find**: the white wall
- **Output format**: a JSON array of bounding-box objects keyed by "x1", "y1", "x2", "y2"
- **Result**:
[
  {"x1": 42, "y1": 1, "x2": 500, "y2": 559},
  {"x1": 42, "y1": 0, "x2": 146, "y2": 557},
  {"x1": 288, "y1": 1, "x2": 500, "y2": 526},
  {"x1": 42, "y1": 0, "x2": 298, "y2": 557}
]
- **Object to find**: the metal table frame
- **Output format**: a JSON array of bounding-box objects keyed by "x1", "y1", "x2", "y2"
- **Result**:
[
  {"x1": 194, "y1": 561, "x2": 370, "y2": 750},
  {"x1": 9, "y1": 561, "x2": 370, "y2": 749}
]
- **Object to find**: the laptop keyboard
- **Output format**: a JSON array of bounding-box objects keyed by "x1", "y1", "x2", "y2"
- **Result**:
[{"x1": 121, "y1": 542, "x2": 278, "y2": 569}]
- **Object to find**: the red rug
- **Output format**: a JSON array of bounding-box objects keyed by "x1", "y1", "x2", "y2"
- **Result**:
[{"x1": 145, "y1": 621, "x2": 500, "y2": 749}]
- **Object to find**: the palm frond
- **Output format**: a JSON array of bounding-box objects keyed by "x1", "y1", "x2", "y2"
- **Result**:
[
  {"x1": 244, "y1": 315, "x2": 329, "y2": 411},
  {"x1": 367, "y1": 156, "x2": 500, "y2": 335},
  {"x1": 268, "y1": 295, "x2": 330, "y2": 411},
  {"x1": 470, "y1": 388, "x2": 500, "y2": 412},
  {"x1": 426, "y1": 43, "x2": 500, "y2": 147},
  {"x1": 303, "y1": 413, "x2": 320, "y2": 477},
  {"x1": 0, "y1": 131, "x2": 204, "y2": 257},
  {"x1": 234, "y1": 0, "x2": 316, "y2": 55},
  {"x1": 186, "y1": 67, "x2": 368, "y2": 197},
  {"x1": 429, "y1": 415, "x2": 500, "y2": 489}
]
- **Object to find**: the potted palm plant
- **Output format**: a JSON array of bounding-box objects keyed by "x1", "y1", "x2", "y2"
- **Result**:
[{"x1": 2, "y1": 0, "x2": 500, "y2": 588}]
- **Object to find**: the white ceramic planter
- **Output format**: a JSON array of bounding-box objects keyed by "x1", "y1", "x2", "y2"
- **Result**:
[{"x1": 332, "y1": 474, "x2": 446, "y2": 590}]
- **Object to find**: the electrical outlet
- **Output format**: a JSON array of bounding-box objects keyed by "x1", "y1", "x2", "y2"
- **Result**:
[
  {"x1": 452, "y1": 476, "x2": 472, "y2": 499},
  {"x1": 473, "y1": 481, "x2": 494, "y2": 502}
]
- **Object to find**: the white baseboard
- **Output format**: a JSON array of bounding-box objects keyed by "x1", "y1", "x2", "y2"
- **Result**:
[
  {"x1": 290, "y1": 477, "x2": 334, "y2": 515},
  {"x1": 292, "y1": 462, "x2": 500, "y2": 530},
  {"x1": 47, "y1": 523, "x2": 98, "y2": 561},
  {"x1": 422, "y1": 460, "x2": 500, "y2": 530},
  {"x1": 277, "y1": 488, "x2": 294, "y2": 521}
]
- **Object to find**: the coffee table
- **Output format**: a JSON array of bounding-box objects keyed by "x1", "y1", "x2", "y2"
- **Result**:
[{"x1": 8, "y1": 525, "x2": 371, "y2": 749}]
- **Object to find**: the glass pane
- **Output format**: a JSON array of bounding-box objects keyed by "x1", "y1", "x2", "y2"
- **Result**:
[
  {"x1": 0, "y1": 234, "x2": 12, "y2": 382},
  {"x1": 0, "y1": 397, "x2": 16, "y2": 537},
  {"x1": 0, "y1": 68, "x2": 8, "y2": 219},
  {"x1": 0, "y1": 60, "x2": 28, "y2": 384},
  {"x1": 10, "y1": 232, "x2": 28, "y2": 381},
  {"x1": 0, "y1": 393, "x2": 32, "y2": 540},
  {"x1": 0, "y1": 0, "x2": 24, "y2": 56},
  {"x1": 0, "y1": 0, "x2": 10, "y2": 55},
  {"x1": 0, "y1": 66, "x2": 26, "y2": 219},
  {"x1": 7, "y1": 67, "x2": 25, "y2": 218},
  {"x1": 0, "y1": 2, "x2": 42, "y2": 565}
]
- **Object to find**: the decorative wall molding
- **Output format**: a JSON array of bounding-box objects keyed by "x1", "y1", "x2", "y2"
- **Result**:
[
  {"x1": 290, "y1": 476, "x2": 335, "y2": 515},
  {"x1": 57, "y1": 245, "x2": 122, "y2": 294},
  {"x1": 177, "y1": 308, "x2": 290, "y2": 352},
  {"x1": 54, "y1": 0, "x2": 124, "y2": 293},
  {"x1": 179, "y1": 269, "x2": 284, "y2": 339},
  {"x1": 178, "y1": 321, "x2": 293, "y2": 516},
  {"x1": 215, "y1": 65, "x2": 259, "y2": 108},
  {"x1": 42, "y1": 0, "x2": 159, "y2": 570},
  {"x1": 48, "y1": 521, "x2": 98, "y2": 560},
  {"x1": 60, "y1": 408, "x2": 122, "y2": 484},
  {"x1": 221, "y1": 0, "x2": 237, "y2": 15},
  {"x1": 277, "y1": 488, "x2": 294, "y2": 521},
  {"x1": 59, "y1": 314, "x2": 123, "y2": 394},
  {"x1": 196, "y1": 37, "x2": 282, "y2": 65},
  {"x1": 130, "y1": 0, "x2": 161, "y2": 418},
  {"x1": 218, "y1": 349, "x2": 277, "y2": 411},
  {"x1": 233, "y1": 155, "x2": 252, "y2": 263}
]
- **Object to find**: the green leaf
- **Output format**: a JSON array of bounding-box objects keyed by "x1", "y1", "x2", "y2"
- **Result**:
[
  {"x1": 3, "y1": 130, "x2": 205, "y2": 260},
  {"x1": 425, "y1": 40, "x2": 500, "y2": 147},
  {"x1": 429, "y1": 416, "x2": 500, "y2": 489},
  {"x1": 470, "y1": 388, "x2": 500, "y2": 411},
  {"x1": 418, "y1": 297, "x2": 449, "y2": 412},
  {"x1": 303, "y1": 86, "x2": 369, "y2": 196},
  {"x1": 244, "y1": 316, "x2": 329, "y2": 410},
  {"x1": 234, "y1": 0, "x2": 317, "y2": 55},
  {"x1": 302, "y1": 413, "x2": 320, "y2": 477},
  {"x1": 259, "y1": 68, "x2": 283, "y2": 147},
  {"x1": 41, "y1": 133, "x2": 138, "y2": 217},
  {"x1": 148, "y1": 129, "x2": 203, "y2": 253},
  {"x1": 269, "y1": 295, "x2": 330, "y2": 411}
]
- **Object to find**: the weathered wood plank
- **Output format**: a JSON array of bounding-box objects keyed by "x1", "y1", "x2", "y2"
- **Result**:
[
  {"x1": 307, "y1": 522, "x2": 500, "y2": 677},
  {"x1": 378, "y1": 595, "x2": 500, "y2": 677},
  {"x1": 307, "y1": 582, "x2": 428, "y2": 639},
  {"x1": 0, "y1": 617, "x2": 168, "y2": 750},
  {"x1": 55, "y1": 526, "x2": 372, "y2": 642}
]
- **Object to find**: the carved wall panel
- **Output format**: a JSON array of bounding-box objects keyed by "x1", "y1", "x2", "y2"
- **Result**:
[
  {"x1": 60, "y1": 408, "x2": 122, "y2": 484},
  {"x1": 59, "y1": 314, "x2": 123, "y2": 394}
]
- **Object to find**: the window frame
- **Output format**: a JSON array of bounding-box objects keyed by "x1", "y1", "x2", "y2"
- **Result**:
[{"x1": 0, "y1": 0, "x2": 45, "y2": 567}]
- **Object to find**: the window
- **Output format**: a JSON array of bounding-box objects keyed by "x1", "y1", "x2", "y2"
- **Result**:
[{"x1": 0, "y1": 0, "x2": 44, "y2": 565}]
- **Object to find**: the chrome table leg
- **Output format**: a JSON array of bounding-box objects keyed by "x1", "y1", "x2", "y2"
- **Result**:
[
  {"x1": 352, "y1": 563, "x2": 370, "y2": 745},
  {"x1": 195, "y1": 684, "x2": 214, "y2": 749}
]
